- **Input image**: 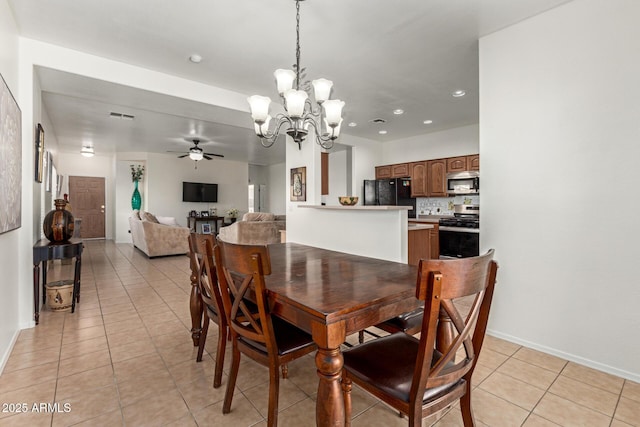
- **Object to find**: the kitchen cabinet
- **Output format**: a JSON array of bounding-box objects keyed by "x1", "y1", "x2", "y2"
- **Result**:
[
  {"x1": 409, "y1": 161, "x2": 427, "y2": 197},
  {"x1": 426, "y1": 159, "x2": 447, "y2": 197},
  {"x1": 468, "y1": 154, "x2": 480, "y2": 171},
  {"x1": 375, "y1": 165, "x2": 392, "y2": 179},
  {"x1": 447, "y1": 156, "x2": 468, "y2": 173},
  {"x1": 407, "y1": 224, "x2": 439, "y2": 265},
  {"x1": 375, "y1": 163, "x2": 410, "y2": 179}
]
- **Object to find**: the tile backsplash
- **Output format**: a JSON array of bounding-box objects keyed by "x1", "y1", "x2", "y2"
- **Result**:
[{"x1": 416, "y1": 195, "x2": 479, "y2": 216}]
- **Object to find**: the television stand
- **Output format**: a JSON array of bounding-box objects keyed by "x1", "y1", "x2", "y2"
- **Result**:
[{"x1": 187, "y1": 216, "x2": 224, "y2": 234}]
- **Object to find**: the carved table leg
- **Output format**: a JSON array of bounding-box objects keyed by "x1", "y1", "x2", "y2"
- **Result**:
[
  {"x1": 189, "y1": 270, "x2": 203, "y2": 346},
  {"x1": 315, "y1": 347, "x2": 345, "y2": 427},
  {"x1": 33, "y1": 263, "x2": 40, "y2": 325}
]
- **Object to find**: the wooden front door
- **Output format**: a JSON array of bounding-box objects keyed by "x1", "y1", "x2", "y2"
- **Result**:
[{"x1": 69, "y1": 176, "x2": 105, "y2": 239}]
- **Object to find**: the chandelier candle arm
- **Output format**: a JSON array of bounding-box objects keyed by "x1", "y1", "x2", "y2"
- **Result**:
[{"x1": 247, "y1": 0, "x2": 345, "y2": 150}]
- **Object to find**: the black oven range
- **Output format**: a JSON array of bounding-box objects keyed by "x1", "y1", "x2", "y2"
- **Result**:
[{"x1": 438, "y1": 205, "x2": 479, "y2": 258}]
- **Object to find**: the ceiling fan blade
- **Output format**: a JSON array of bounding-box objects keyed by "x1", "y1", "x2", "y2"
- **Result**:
[
  {"x1": 203, "y1": 155, "x2": 213, "y2": 160},
  {"x1": 203, "y1": 152, "x2": 224, "y2": 158},
  {"x1": 177, "y1": 154, "x2": 189, "y2": 158}
]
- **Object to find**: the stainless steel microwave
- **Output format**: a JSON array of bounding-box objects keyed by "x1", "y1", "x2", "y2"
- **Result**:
[{"x1": 446, "y1": 171, "x2": 479, "y2": 195}]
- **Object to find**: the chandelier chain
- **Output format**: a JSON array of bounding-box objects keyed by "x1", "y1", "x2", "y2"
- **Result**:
[{"x1": 295, "y1": 0, "x2": 301, "y2": 90}]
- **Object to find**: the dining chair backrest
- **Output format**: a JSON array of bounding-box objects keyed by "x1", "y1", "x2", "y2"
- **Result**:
[
  {"x1": 213, "y1": 237, "x2": 277, "y2": 356},
  {"x1": 413, "y1": 249, "x2": 498, "y2": 394},
  {"x1": 188, "y1": 233, "x2": 224, "y2": 321}
]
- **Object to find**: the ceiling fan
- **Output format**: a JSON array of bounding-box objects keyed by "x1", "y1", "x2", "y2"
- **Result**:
[{"x1": 167, "y1": 138, "x2": 224, "y2": 161}]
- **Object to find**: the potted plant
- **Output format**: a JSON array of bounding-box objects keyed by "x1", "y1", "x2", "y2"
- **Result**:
[{"x1": 226, "y1": 208, "x2": 239, "y2": 223}]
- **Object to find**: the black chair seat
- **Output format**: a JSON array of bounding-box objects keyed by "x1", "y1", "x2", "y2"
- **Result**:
[
  {"x1": 239, "y1": 316, "x2": 315, "y2": 356},
  {"x1": 378, "y1": 307, "x2": 423, "y2": 333},
  {"x1": 343, "y1": 333, "x2": 461, "y2": 404}
]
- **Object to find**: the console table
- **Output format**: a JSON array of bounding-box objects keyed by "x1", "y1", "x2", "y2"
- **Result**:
[
  {"x1": 186, "y1": 216, "x2": 224, "y2": 234},
  {"x1": 32, "y1": 239, "x2": 83, "y2": 324}
]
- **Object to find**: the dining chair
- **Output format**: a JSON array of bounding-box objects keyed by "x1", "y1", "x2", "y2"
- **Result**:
[
  {"x1": 213, "y1": 237, "x2": 317, "y2": 427},
  {"x1": 188, "y1": 233, "x2": 227, "y2": 388},
  {"x1": 342, "y1": 250, "x2": 498, "y2": 427}
]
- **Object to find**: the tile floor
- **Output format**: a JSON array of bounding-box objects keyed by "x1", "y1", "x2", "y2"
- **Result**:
[{"x1": 0, "y1": 240, "x2": 638, "y2": 426}]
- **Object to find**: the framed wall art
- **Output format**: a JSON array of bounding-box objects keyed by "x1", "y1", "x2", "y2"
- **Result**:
[
  {"x1": 201, "y1": 223, "x2": 212, "y2": 234},
  {"x1": 35, "y1": 123, "x2": 44, "y2": 183},
  {"x1": 0, "y1": 72, "x2": 22, "y2": 234},
  {"x1": 290, "y1": 166, "x2": 306, "y2": 202}
]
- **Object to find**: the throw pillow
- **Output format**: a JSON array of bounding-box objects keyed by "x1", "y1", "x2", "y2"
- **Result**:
[
  {"x1": 142, "y1": 212, "x2": 160, "y2": 223},
  {"x1": 156, "y1": 216, "x2": 179, "y2": 226}
]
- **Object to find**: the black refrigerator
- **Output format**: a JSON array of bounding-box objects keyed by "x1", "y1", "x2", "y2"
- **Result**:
[{"x1": 363, "y1": 178, "x2": 416, "y2": 218}]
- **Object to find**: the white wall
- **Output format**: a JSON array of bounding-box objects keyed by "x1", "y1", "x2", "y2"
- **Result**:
[
  {"x1": 381, "y1": 124, "x2": 479, "y2": 164},
  {"x1": 480, "y1": 0, "x2": 640, "y2": 381},
  {"x1": 0, "y1": 0, "x2": 21, "y2": 372},
  {"x1": 326, "y1": 149, "x2": 348, "y2": 206},
  {"x1": 267, "y1": 162, "x2": 286, "y2": 215}
]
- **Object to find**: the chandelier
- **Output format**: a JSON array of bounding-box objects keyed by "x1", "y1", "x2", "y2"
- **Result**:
[{"x1": 247, "y1": 0, "x2": 345, "y2": 150}]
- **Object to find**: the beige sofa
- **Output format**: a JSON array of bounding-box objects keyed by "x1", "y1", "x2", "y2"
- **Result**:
[
  {"x1": 218, "y1": 212, "x2": 286, "y2": 245},
  {"x1": 129, "y1": 211, "x2": 190, "y2": 257}
]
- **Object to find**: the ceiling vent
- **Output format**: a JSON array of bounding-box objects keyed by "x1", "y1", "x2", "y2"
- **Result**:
[
  {"x1": 370, "y1": 118, "x2": 387, "y2": 124},
  {"x1": 109, "y1": 112, "x2": 135, "y2": 120}
]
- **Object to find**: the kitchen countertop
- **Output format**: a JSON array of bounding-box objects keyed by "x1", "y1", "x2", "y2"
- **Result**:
[
  {"x1": 408, "y1": 223, "x2": 434, "y2": 231},
  {"x1": 409, "y1": 215, "x2": 452, "y2": 224}
]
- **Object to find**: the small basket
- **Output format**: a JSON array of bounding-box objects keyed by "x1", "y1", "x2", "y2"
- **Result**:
[{"x1": 46, "y1": 280, "x2": 74, "y2": 312}]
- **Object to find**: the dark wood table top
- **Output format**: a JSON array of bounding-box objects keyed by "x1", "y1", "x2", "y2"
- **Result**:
[{"x1": 264, "y1": 242, "x2": 419, "y2": 329}]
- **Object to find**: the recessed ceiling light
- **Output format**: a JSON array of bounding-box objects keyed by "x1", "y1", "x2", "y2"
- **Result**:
[
  {"x1": 348, "y1": 122, "x2": 357, "y2": 127},
  {"x1": 423, "y1": 120, "x2": 433, "y2": 124},
  {"x1": 393, "y1": 109, "x2": 404, "y2": 115},
  {"x1": 378, "y1": 130, "x2": 388, "y2": 135},
  {"x1": 189, "y1": 54, "x2": 202, "y2": 63},
  {"x1": 452, "y1": 90, "x2": 466, "y2": 97}
]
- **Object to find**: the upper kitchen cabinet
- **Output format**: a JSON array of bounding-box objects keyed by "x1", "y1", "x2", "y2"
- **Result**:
[
  {"x1": 410, "y1": 162, "x2": 427, "y2": 197},
  {"x1": 375, "y1": 163, "x2": 410, "y2": 179},
  {"x1": 447, "y1": 155, "x2": 480, "y2": 172},
  {"x1": 427, "y1": 159, "x2": 447, "y2": 197},
  {"x1": 468, "y1": 154, "x2": 480, "y2": 171},
  {"x1": 447, "y1": 156, "x2": 468, "y2": 172}
]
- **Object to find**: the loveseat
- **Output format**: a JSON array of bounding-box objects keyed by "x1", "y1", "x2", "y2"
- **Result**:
[
  {"x1": 218, "y1": 212, "x2": 286, "y2": 245},
  {"x1": 129, "y1": 211, "x2": 190, "y2": 257}
]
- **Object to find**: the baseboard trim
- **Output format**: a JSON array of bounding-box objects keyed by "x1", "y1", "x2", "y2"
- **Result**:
[
  {"x1": 487, "y1": 328, "x2": 640, "y2": 383},
  {"x1": 0, "y1": 329, "x2": 21, "y2": 376}
]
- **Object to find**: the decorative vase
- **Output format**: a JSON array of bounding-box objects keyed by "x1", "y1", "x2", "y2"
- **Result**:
[
  {"x1": 131, "y1": 179, "x2": 141, "y2": 210},
  {"x1": 43, "y1": 199, "x2": 75, "y2": 242}
]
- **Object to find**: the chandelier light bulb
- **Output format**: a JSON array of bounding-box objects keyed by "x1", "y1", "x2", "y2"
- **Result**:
[
  {"x1": 323, "y1": 99, "x2": 345, "y2": 126},
  {"x1": 312, "y1": 78, "x2": 333, "y2": 103},
  {"x1": 325, "y1": 118, "x2": 343, "y2": 139},
  {"x1": 254, "y1": 115, "x2": 272, "y2": 136},
  {"x1": 247, "y1": 95, "x2": 272, "y2": 123},
  {"x1": 284, "y1": 89, "x2": 308, "y2": 118},
  {"x1": 274, "y1": 69, "x2": 297, "y2": 95}
]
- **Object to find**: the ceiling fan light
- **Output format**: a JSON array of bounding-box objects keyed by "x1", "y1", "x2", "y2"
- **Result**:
[
  {"x1": 274, "y1": 69, "x2": 296, "y2": 95},
  {"x1": 189, "y1": 151, "x2": 203, "y2": 161},
  {"x1": 247, "y1": 95, "x2": 272, "y2": 123}
]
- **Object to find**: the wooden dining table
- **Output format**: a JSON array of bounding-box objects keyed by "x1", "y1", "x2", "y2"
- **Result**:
[{"x1": 262, "y1": 242, "x2": 420, "y2": 426}]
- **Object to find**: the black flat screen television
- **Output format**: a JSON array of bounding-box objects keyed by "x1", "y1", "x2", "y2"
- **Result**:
[{"x1": 182, "y1": 182, "x2": 218, "y2": 203}]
